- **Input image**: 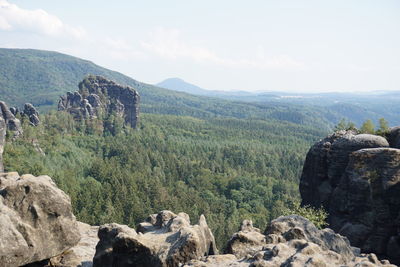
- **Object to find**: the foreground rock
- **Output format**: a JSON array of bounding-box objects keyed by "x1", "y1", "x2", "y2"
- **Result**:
[
  {"x1": 93, "y1": 210, "x2": 217, "y2": 267},
  {"x1": 47, "y1": 222, "x2": 99, "y2": 267},
  {"x1": 300, "y1": 130, "x2": 400, "y2": 264},
  {"x1": 58, "y1": 75, "x2": 140, "y2": 129},
  {"x1": 186, "y1": 215, "x2": 395, "y2": 267},
  {"x1": 0, "y1": 172, "x2": 80, "y2": 266}
]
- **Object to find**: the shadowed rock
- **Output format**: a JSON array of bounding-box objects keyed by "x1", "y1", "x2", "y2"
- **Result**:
[
  {"x1": 0, "y1": 172, "x2": 80, "y2": 266},
  {"x1": 300, "y1": 130, "x2": 400, "y2": 264},
  {"x1": 93, "y1": 210, "x2": 217, "y2": 267}
]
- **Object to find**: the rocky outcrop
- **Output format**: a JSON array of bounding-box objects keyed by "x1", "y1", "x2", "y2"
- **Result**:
[
  {"x1": 58, "y1": 75, "x2": 140, "y2": 128},
  {"x1": 0, "y1": 101, "x2": 23, "y2": 137},
  {"x1": 0, "y1": 172, "x2": 81, "y2": 266},
  {"x1": 300, "y1": 130, "x2": 400, "y2": 264},
  {"x1": 23, "y1": 103, "x2": 40, "y2": 126},
  {"x1": 186, "y1": 215, "x2": 394, "y2": 267},
  {"x1": 93, "y1": 210, "x2": 217, "y2": 267}
]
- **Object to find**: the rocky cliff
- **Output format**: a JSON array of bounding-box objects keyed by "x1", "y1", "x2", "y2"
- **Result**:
[
  {"x1": 300, "y1": 129, "x2": 400, "y2": 264},
  {"x1": 58, "y1": 75, "x2": 140, "y2": 129}
]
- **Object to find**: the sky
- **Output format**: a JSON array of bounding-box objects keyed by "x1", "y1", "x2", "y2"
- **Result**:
[{"x1": 0, "y1": 0, "x2": 399, "y2": 93}]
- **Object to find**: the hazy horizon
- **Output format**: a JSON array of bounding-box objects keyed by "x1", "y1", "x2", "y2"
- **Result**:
[{"x1": 1, "y1": 0, "x2": 399, "y2": 93}]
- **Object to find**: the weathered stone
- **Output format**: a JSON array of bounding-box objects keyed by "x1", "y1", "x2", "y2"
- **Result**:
[
  {"x1": 330, "y1": 148, "x2": 400, "y2": 261},
  {"x1": 185, "y1": 215, "x2": 396, "y2": 267},
  {"x1": 0, "y1": 101, "x2": 23, "y2": 136},
  {"x1": 300, "y1": 131, "x2": 389, "y2": 209},
  {"x1": 93, "y1": 210, "x2": 217, "y2": 267},
  {"x1": 59, "y1": 76, "x2": 140, "y2": 129},
  {"x1": 47, "y1": 222, "x2": 99, "y2": 267},
  {"x1": 0, "y1": 172, "x2": 80, "y2": 266},
  {"x1": 300, "y1": 130, "x2": 400, "y2": 264},
  {"x1": 225, "y1": 220, "x2": 265, "y2": 258},
  {"x1": 23, "y1": 103, "x2": 40, "y2": 126}
]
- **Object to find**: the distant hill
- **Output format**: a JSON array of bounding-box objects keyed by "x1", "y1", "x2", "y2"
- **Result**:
[
  {"x1": 0, "y1": 48, "x2": 340, "y2": 129},
  {"x1": 157, "y1": 77, "x2": 400, "y2": 126},
  {"x1": 157, "y1": 78, "x2": 212, "y2": 96},
  {"x1": 1, "y1": 48, "x2": 398, "y2": 128}
]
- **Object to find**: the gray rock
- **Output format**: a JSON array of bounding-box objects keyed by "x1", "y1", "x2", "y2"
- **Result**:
[
  {"x1": 330, "y1": 148, "x2": 400, "y2": 261},
  {"x1": 300, "y1": 131, "x2": 389, "y2": 210},
  {"x1": 0, "y1": 101, "x2": 23, "y2": 137},
  {"x1": 0, "y1": 172, "x2": 81, "y2": 266},
  {"x1": 186, "y1": 215, "x2": 395, "y2": 267},
  {"x1": 59, "y1": 76, "x2": 140, "y2": 129},
  {"x1": 23, "y1": 103, "x2": 40, "y2": 126},
  {"x1": 93, "y1": 210, "x2": 217, "y2": 267},
  {"x1": 48, "y1": 222, "x2": 99, "y2": 267},
  {"x1": 388, "y1": 126, "x2": 400, "y2": 148},
  {"x1": 300, "y1": 130, "x2": 400, "y2": 264}
]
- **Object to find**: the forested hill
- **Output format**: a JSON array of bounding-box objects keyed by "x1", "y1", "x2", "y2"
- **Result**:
[{"x1": 0, "y1": 48, "x2": 343, "y2": 129}]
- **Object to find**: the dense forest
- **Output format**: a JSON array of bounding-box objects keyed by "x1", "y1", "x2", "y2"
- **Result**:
[{"x1": 4, "y1": 111, "x2": 326, "y2": 248}]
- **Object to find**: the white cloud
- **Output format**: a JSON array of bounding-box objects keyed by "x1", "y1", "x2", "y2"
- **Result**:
[
  {"x1": 0, "y1": 0, "x2": 86, "y2": 39},
  {"x1": 140, "y1": 27, "x2": 305, "y2": 70}
]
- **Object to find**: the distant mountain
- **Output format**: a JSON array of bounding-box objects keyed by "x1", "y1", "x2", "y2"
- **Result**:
[
  {"x1": 157, "y1": 77, "x2": 255, "y2": 97},
  {"x1": 157, "y1": 78, "x2": 211, "y2": 96}
]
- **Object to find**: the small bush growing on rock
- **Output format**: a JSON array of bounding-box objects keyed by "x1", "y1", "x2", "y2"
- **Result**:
[{"x1": 281, "y1": 200, "x2": 328, "y2": 229}]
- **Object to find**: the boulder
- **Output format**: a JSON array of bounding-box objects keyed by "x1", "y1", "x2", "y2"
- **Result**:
[
  {"x1": 93, "y1": 210, "x2": 217, "y2": 267},
  {"x1": 0, "y1": 172, "x2": 80, "y2": 266},
  {"x1": 185, "y1": 215, "x2": 396, "y2": 267}
]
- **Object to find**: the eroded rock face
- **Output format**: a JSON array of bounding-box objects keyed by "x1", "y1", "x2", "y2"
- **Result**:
[
  {"x1": 47, "y1": 222, "x2": 99, "y2": 267},
  {"x1": 185, "y1": 216, "x2": 395, "y2": 267},
  {"x1": 0, "y1": 101, "x2": 23, "y2": 137},
  {"x1": 93, "y1": 210, "x2": 217, "y2": 267},
  {"x1": 0, "y1": 172, "x2": 81, "y2": 266},
  {"x1": 58, "y1": 75, "x2": 140, "y2": 128},
  {"x1": 300, "y1": 130, "x2": 400, "y2": 264},
  {"x1": 23, "y1": 103, "x2": 40, "y2": 126}
]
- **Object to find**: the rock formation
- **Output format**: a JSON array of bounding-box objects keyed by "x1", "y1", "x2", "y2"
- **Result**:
[
  {"x1": 186, "y1": 215, "x2": 394, "y2": 266},
  {"x1": 93, "y1": 210, "x2": 217, "y2": 267},
  {"x1": 47, "y1": 222, "x2": 99, "y2": 267},
  {"x1": 23, "y1": 103, "x2": 40, "y2": 126},
  {"x1": 0, "y1": 172, "x2": 81, "y2": 266},
  {"x1": 300, "y1": 130, "x2": 400, "y2": 264},
  {"x1": 0, "y1": 101, "x2": 23, "y2": 137},
  {"x1": 58, "y1": 75, "x2": 140, "y2": 128}
]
